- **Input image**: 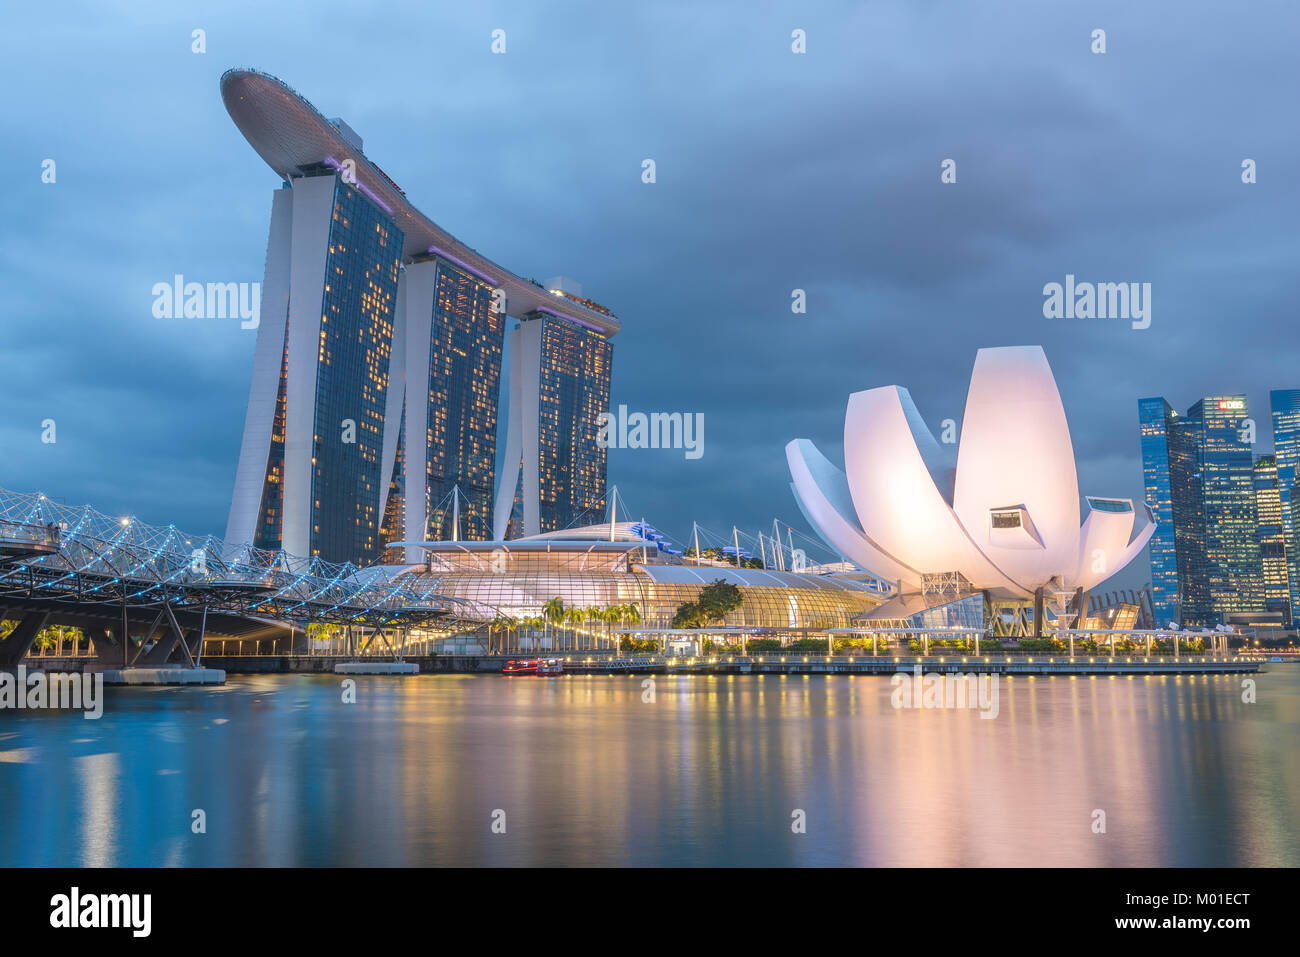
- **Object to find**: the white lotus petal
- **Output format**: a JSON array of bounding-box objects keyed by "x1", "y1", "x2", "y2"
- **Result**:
[
  {"x1": 953, "y1": 346, "x2": 1081, "y2": 586},
  {"x1": 786, "y1": 439, "x2": 919, "y2": 584},
  {"x1": 843, "y1": 385, "x2": 1028, "y2": 595}
]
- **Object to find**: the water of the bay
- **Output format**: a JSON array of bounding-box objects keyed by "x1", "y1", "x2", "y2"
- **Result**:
[{"x1": 2, "y1": 668, "x2": 1296, "y2": 866}]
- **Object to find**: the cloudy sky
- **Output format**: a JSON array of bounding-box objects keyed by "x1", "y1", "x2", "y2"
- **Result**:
[{"x1": 3, "y1": 1, "x2": 1296, "y2": 585}]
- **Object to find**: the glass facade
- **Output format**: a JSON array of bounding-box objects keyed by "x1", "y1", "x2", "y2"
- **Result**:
[
  {"x1": 508, "y1": 312, "x2": 613, "y2": 535},
  {"x1": 1137, "y1": 397, "x2": 1181, "y2": 625},
  {"x1": 309, "y1": 173, "x2": 403, "y2": 564},
  {"x1": 379, "y1": 404, "x2": 406, "y2": 553},
  {"x1": 1270, "y1": 389, "x2": 1300, "y2": 624},
  {"x1": 1253, "y1": 455, "x2": 1289, "y2": 620},
  {"x1": 905, "y1": 593, "x2": 984, "y2": 632},
  {"x1": 1189, "y1": 397, "x2": 1263, "y2": 624},
  {"x1": 425, "y1": 261, "x2": 505, "y2": 541},
  {"x1": 415, "y1": 544, "x2": 881, "y2": 629},
  {"x1": 1140, "y1": 394, "x2": 1263, "y2": 627},
  {"x1": 253, "y1": 318, "x2": 291, "y2": 552}
]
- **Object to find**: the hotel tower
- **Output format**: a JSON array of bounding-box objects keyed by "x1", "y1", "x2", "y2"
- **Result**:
[{"x1": 220, "y1": 69, "x2": 618, "y2": 566}]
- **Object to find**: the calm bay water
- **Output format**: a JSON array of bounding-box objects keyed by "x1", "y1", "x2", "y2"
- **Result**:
[{"x1": 1, "y1": 668, "x2": 1297, "y2": 867}]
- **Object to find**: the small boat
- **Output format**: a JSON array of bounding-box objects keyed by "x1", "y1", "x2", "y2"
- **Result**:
[
  {"x1": 536, "y1": 658, "x2": 563, "y2": 676},
  {"x1": 502, "y1": 659, "x2": 538, "y2": 675}
]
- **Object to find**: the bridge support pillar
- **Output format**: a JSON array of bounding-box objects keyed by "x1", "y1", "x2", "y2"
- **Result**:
[{"x1": 0, "y1": 611, "x2": 50, "y2": 667}]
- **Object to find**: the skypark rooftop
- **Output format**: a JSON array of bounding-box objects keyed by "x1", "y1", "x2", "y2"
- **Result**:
[{"x1": 220, "y1": 67, "x2": 620, "y2": 337}]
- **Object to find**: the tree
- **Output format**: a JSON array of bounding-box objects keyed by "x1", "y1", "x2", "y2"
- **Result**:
[
  {"x1": 697, "y1": 580, "x2": 743, "y2": 623},
  {"x1": 612, "y1": 603, "x2": 643, "y2": 651},
  {"x1": 587, "y1": 607, "x2": 610, "y2": 650},
  {"x1": 672, "y1": 601, "x2": 705, "y2": 629},
  {"x1": 672, "y1": 580, "x2": 741, "y2": 629},
  {"x1": 542, "y1": 597, "x2": 565, "y2": 650},
  {"x1": 565, "y1": 605, "x2": 586, "y2": 649},
  {"x1": 624, "y1": 603, "x2": 642, "y2": 627},
  {"x1": 488, "y1": 614, "x2": 519, "y2": 654},
  {"x1": 521, "y1": 616, "x2": 544, "y2": 651}
]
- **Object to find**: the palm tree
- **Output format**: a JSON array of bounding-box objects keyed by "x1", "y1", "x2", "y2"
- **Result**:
[
  {"x1": 605, "y1": 605, "x2": 623, "y2": 652},
  {"x1": 488, "y1": 614, "x2": 516, "y2": 655},
  {"x1": 543, "y1": 597, "x2": 566, "y2": 651},
  {"x1": 584, "y1": 606, "x2": 603, "y2": 651},
  {"x1": 523, "y1": 616, "x2": 544, "y2": 652},
  {"x1": 562, "y1": 606, "x2": 582, "y2": 650},
  {"x1": 590, "y1": 608, "x2": 608, "y2": 655},
  {"x1": 624, "y1": 603, "x2": 644, "y2": 654}
]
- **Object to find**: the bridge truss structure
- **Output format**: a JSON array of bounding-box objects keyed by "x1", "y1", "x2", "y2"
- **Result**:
[{"x1": 0, "y1": 487, "x2": 476, "y2": 667}]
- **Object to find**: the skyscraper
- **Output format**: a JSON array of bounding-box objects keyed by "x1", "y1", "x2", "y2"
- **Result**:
[
  {"x1": 1138, "y1": 394, "x2": 1265, "y2": 627},
  {"x1": 1137, "y1": 397, "x2": 1183, "y2": 626},
  {"x1": 220, "y1": 69, "x2": 619, "y2": 566},
  {"x1": 1253, "y1": 455, "x2": 1290, "y2": 622},
  {"x1": 228, "y1": 170, "x2": 402, "y2": 566},
  {"x1": 494, "y1": 306, "x2": 614, "y2": 539},
  {"x1": 380, "y1": 257, "x2": 505, "y2": 562},
  {"x1": 1270, "y1": 389, "x2": 1300, "y2": 623}
]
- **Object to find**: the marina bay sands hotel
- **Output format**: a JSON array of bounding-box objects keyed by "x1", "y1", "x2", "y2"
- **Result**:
[{"x1": 221, "y1": 69, "x2": 617, "y2": 566}]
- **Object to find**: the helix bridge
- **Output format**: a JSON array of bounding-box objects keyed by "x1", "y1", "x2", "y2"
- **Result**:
[{"x1": 0, "y1": 486, "x2": 472, "y2": 668}]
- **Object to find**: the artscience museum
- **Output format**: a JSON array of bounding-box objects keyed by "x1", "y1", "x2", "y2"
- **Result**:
[{"x1": 787, "y1": 346, "x2": 1155, "y2": 635}]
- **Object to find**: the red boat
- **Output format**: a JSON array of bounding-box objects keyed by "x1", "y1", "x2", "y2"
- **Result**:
[{"x1": 502, "y1": 658, "x2": 563, "y2": 675}]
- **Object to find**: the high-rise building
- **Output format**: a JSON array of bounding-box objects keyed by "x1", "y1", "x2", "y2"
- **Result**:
[
  {"x1": 1252, "y1": 455, "x2": 1290, "y2": 622},
  {"x1": 1138, "y1": 397, "x2": 1182, "y2": 626},
  {"x1": 220, "y1": 69, "x2": 619, "y2": 566},
  {"x1": 229, "y1": 171, "x2": 402, "y2": 566},
  {"x1": 494, "y1": 309, "x2": 614, "y2": 538},
  {"x1": 1269, "y1": 389, "x2": 1300, "y2": 621},
  {"x1": 1138, "y1": 394, "x2": 1264, "y2": 627},
  {"x1": 380, "y1": 257, "x2": 505, "y2": 562}
]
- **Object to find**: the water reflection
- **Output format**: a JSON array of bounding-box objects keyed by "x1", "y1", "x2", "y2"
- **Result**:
[{"x1": 0, "y1": 669, "x2": 1296, "y2": 866}]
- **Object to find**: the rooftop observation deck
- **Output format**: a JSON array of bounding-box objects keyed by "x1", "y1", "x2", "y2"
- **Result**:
[{"x1": 221, "y1": 68, "x2": 620, "y2": 337}]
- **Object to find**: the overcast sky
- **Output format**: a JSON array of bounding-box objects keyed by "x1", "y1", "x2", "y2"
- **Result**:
[{"x1": 3, "y1": 1, "x2": 1297, "y2": 586}]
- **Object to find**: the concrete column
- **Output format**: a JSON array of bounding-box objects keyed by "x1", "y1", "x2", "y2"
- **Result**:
[
  {"x1": 0, "y1": 611, "x2": 50, "y2": 666},
  {"x1": 281, "y1": 174, "x2": 341, "y2": 559},
  {"x1": 224, "y1": 186, "x2": 295, "y2": 557}
]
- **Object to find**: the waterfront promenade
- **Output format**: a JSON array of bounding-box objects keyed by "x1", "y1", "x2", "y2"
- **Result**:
[{"x1": 120, "y1": 652, "x2": 1261, "y2": 677}]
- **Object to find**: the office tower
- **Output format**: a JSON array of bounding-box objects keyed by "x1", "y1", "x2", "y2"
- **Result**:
[
  {"x1": 1270, "y1": 389, "x2": 1300, "y2": 623},
  {"x1": 220, "y1": 69, "x2": 619, "y2": 565},
  {"x1": 1253, "y1": 455, "x2": 1290, "y2": 622},
  {"x1": 1138, "y1": 397, "x2": 1183, "y2": 626},
  {"x1": 1189, "y1": 397, "x2": 1264, "y2": 624},
  {"x1": 1138, "y1": 394, "x2": 1263, "y2": 627},
  {"x1": 494, "y1": 309, "x2": 614, "y2": 538}
]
